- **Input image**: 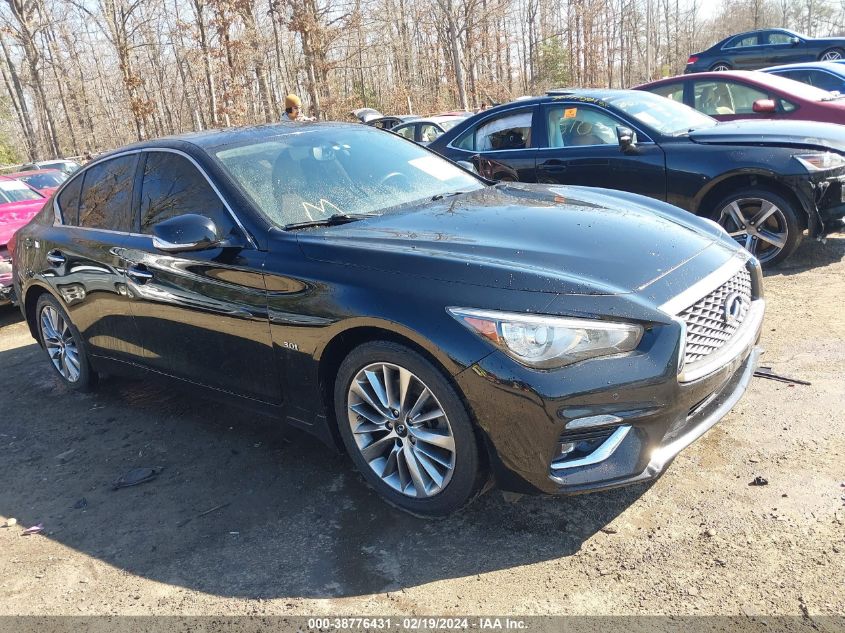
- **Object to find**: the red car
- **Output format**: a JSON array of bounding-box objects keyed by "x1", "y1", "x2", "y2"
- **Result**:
[
  {"x1": 0, "y1": 176, "x2": 46, "y2": 305},
  {"x1": 636, "y1": 70, "x2": 845, "y2": 124},
  {"x1": 6, "y1": 168, "x2": 67, "y2": 197}
]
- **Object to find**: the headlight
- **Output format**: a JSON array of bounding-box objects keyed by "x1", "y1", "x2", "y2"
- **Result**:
[
  {"x1": 448, "y1": 307, "x2": 643, "y2": 369},
  {"x1": 793, "y1": 152, "x2": 845, "y2": 171}
]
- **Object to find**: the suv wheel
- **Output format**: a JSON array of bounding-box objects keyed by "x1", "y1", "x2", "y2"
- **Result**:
[
  {"x1": 334, "y1": 341, "x2": 483, "y2": 516},
  {"x1": 36, "y1": 294, "x2": 97, "y2": 391},
  {"x1": 713, "y1": 188, "x2": 802, "y2": 266}
]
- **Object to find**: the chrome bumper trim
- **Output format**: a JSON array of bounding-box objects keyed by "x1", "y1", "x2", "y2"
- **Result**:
[{"x1": 549, "y1": 424, "x2": 632, "y2": 477}]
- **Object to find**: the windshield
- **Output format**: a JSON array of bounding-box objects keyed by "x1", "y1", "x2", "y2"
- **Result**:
[
  {"x1": 609, "y1": 91, "x2": 717, "y2": 135},
  {"x1": 0, "y1": 179, "x2": 43, "y2": 203},
  {"x1": 214, "y1": 126, "x2": 483, "y2": 227},
  {"x1": 19, "y1": 172, "x2": 67, "y2": 189}
]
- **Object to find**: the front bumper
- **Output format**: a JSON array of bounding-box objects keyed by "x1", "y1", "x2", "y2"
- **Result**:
[
  {"x1": 455, "y1": 295, "x2": 764, "y2": 496},
  {"x1": 790, "y1": 168, "x2": 845, "y2": 237}
]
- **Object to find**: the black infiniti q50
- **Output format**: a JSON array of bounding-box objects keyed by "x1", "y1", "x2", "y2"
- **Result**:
[{"x1": 11, "y1": 124, "x2": 764, "y2": 516}]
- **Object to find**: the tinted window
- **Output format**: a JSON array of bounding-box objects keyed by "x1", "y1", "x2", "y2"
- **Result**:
[
  {"x1": 650, "y1": 82, "x2": 685, "y2": 102},
  {"x1": 57, "y1": 174, "x2": 83, "y2": 225},
  {"x1": 139, "y1": 152, "x2": 232, "y2": 234},
  {"x1": 19, "y1": 172, "x2": 67, "y2": 189},
  {"x1": 768, "y1": 32, "x2": 794, "y2": 45},
  {"x1": 474, "y1": 109, "x2": 533, "y2": 151},
  {"x1": 694, "y1": 80, "x2": 768, "y2": 115},
  {"x1": 545, "y1": 105, "x2": 619, "y2": 147},
  {"x1": 806, "y1": 70, "x2": 843, "y2": 92},
  {"x1": 724, "y1": 34, "x2": 758, "y2": 48},
  {"x1": 78, "y1": 155, "x2": 137, "y2": 231}
]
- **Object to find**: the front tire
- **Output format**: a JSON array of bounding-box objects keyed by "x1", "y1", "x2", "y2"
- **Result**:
[
  {"x1": 713, "y1": 188, "x2": 803, "y2": 267},
  {"x1": 36, "y1": 294, "x2": 97, "y2": 391},
  {"x1": 820, "y1": 47, "x2": 844, "y2": 61},
  {"x1": 334, "y1": 341, "x2": 482, "y2": 517}
]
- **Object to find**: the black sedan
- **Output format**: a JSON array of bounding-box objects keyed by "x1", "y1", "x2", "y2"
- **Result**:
[
  {"x1": 685, "y1": 28, "x2": 845, "y2": 73},
  {"x1": 12, "y1": 123, "x2": 763, "y2": 516},
  {"x1": 428, "y1": 89, "x2": 845, "y2": 266}
]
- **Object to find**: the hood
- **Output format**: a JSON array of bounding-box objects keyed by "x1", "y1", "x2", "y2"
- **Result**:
[
  {"x1": 689, "y1": 119, "x2": 845, "y2": 153},
  {"x1": 297, "y1": 184, "x2": 738, "y2": 295},
  {"x1": 0, "y1": 198, "x2": 46, "y2": 246}
]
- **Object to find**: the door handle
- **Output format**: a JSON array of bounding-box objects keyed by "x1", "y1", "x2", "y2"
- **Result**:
[
  {"x1": 127, "y1": 264, "x2": 153, "y2": 283},
  {"x1": 46, "y1": 250, "x2": 66, "y2": 265},
  {"x1": 539, "y1": 159, "x2": 566, "y2": 172}
]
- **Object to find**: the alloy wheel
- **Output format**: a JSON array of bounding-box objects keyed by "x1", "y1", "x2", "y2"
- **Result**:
[
  {"x1": 821, "y1": 50, "x2": 842, "y2": 61},
  {"x1": 717, "y1": 198, "x2": 788, "y2": 264},
  {"x1": 40, "y1": 305, "x2": 81, "y2": 382},
  {"x1": 346, "y1": 362, "x2": 456, "y2": 498},
  {"x1": 711, "y1": 64, "x2": 730, "y2": 71}
]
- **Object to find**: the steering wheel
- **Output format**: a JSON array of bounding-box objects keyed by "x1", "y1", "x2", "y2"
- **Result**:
[{"x1": 378, "y1": 171, "x2": 409, "y2": 188}]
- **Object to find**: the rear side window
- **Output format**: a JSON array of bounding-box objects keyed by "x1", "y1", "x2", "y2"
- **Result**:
[
  {"x1": 474, "y1": 109, "x2": 533, "y2": 151},
  {"x1": 724, "y1": 34, "x2": 758, "y2": 49},
  {"x1": 394, "y1": 125, "x2": 415, "y2": 140},
  {"x1": 57, "y1": 173, "x2": 83, "y2": 225},
  {"x1": 139, "y1": 152, "x2": 232, "y2": 234},
  {"x1": 78, "y1": 155, "x2": 137, "y2": 231},
  {"x1": 650, "y1": 82, "x2": 685, "y2": 102}
]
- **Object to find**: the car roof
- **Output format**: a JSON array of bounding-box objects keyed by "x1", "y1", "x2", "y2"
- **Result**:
[
  {"x1": 764, "y1": 61, "x2": 845, "y2": 74},
  {"x1": 93, "y1": 121, "x2": 370, "y2": 159}
]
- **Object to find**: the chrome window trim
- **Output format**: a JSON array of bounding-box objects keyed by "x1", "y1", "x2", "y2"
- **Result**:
[
  {"x1": 659, "y1": 252, "x2": 749, "y2": 316},
  {"x1": 51, "y1": 147, "x2": 257, "y2": 249}
]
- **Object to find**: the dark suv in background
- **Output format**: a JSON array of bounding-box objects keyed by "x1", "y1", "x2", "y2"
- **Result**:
[{"x1": 428, "y1": 89, "x2": 845, "y2": 266}]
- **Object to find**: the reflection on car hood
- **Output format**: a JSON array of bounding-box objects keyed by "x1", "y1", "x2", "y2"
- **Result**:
[
  {"x1": 297, "y1": 184, "x2": 738, "y2": 295},
  {"x1": 689, "y1": 120, "x2": 845, "y2": 153},
  {"x1": 0, "y1": 198, "x2": 46, "y2": 246}
]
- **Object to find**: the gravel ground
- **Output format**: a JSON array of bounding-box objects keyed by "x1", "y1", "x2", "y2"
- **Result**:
[{"x1": 0, "y1": 235, "x2": 843, "y2": 619}]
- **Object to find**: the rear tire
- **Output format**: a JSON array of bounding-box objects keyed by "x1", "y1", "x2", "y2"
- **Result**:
[
  {"x1": 334, "y1": 341, "x2": 483, "y2": 517},
  {"x1": 36, "y1": 294, "x2": 97, "y2": 392},
  {"x1": 712, "y1": 187, "x2": 803, "y2": 267},
  {"x1": 820, "y1": 47, "x2": 844, "y2": 61},
  {"x1": 710, "y1": 62, "x2": 732, "y2": 71}
]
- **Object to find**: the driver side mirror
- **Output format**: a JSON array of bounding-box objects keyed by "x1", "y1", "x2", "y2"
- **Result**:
[
  {"x1": 790, "y1": 36, "x2": 800, "y2": 46},
  {"x1": 616, "y1": 126, "x2": 638, "y2": 153},
  {"x1": 752, "y1": 98, "x2": 777, "y2": 114},
  {"x1": 152, "y1": 213, "x2": 223, "y2": 253}
]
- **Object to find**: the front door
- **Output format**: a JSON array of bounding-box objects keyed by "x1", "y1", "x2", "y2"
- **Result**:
[
  {"x1": 533, "y1": 103, "x2": 666, "y2": 202},
  {"x1": 121, "y1": 150, "x2": 280, "y2": 405}
]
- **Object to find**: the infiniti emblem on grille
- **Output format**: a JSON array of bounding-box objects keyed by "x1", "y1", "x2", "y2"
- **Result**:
[{"x1": 723, "y1": 292, "x2": 746, "y2": 325}]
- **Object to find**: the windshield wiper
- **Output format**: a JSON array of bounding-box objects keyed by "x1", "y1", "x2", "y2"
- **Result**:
[
  {"x1": 431, "y1": 190, "x2": 465, "y2": 201},
  {"x1": 284, "y1": 213, "x2": 373, "y2": 231}
]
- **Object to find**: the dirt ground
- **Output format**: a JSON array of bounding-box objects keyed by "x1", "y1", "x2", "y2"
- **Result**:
[{"x1": 0, "y1": 235, "x2": 843, "y2": 620}]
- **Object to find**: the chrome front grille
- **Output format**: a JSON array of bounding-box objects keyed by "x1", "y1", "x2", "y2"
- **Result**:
[{"x1": 679, "y1": 267, "x2": 752, "y2": 366}]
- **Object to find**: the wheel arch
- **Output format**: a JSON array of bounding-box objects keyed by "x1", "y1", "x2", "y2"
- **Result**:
[
  {"x1": 315, "y1": 323, "x2": 492, "y2": 475},
  {"x1": 21, "y1": 281, "x2": 58, "y2": 345},
  {"x1": 693, "y1": 170, "x2": 807, "y2": 228}
]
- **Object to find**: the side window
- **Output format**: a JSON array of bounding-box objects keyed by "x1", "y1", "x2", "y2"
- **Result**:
[
  {"x1": 545, "y1": 105, "x2": 619, "y2": 148},
  {"x1": 56, "y1": 173, "x2": 83, "y2": 225},
  {"x1": 650, "y1": 82, "x2": 685, "y2": 102},
  {"x1": 474, "y1": 109, "x2": 533, "y2": 151},
  {"x1": 724, "y1": 34, "x2": 758, "y2": 49},
  {"x1": 768, "y1": 32, "x2": 793, "y2": 45},
  {"x1": 420, "y1": 124, "x2": 441, "y2": 143},
  {"x1": 78, "y1": 155, "x2": 137, "y2": 231},
  {"x1": 395, "y1": 125, "x2": 415, "y2": 140},
  {"x1": 779, "y1": 98, "x2": 797, "y2": 112},
  {"x1": 453, "y1": 128, "x2": 475, "y2": 151},
  {"x1": 139, "y1": 152, "x2": 233, "y2": 235},
  {"x1": 807, "y1": 70, "x2": 842, "y2": 92},
  {"x1": 694, "y1": 80, "x2": 768, "y2": 115}
]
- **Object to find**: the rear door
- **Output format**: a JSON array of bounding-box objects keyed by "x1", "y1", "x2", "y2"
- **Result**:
[
  {"x1": 120, "y1": 150, "x2": 280, "y2": 405},
  {"x1": 721, "y1": 33, "x2": 765, "y2": 69},
  {"x1": 533, "y1": 102, "x2": 666, "y2": 201},
  {"x1": 33, "y1": 155, "x2": 145, "y2": 365}
]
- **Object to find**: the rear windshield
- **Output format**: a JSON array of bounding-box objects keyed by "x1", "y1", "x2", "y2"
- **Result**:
[
  {"x1": 213, "y1": 126, "x2": 483, "y2": 227},
  {"x1": 0, "y1": 180, "x2": 43, "y2": 203}
]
